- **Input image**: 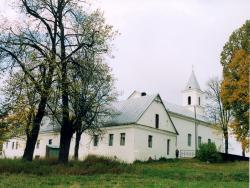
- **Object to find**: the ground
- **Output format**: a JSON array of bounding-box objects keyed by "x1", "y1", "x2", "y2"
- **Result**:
[{"x1": 0, "y1": 157, "x2": 248, "y2": 188}]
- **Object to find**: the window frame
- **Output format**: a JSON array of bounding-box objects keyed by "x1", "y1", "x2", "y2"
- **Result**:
[
  {"x1": 148, "y1": 135, "x2": 153, "y2": 148},
  {"x1": 167, "y1": 139, "x2": 170, "y2": 155},
  {"x1": 155, "y1": 114, "x2": 159, "y2": 129},
  {"x1": 93, "y1": 135, "x2": 99, "y2": 147},
  {"x1": 198, "y1": 136, "x2": 202, "y2": 146},
  {"x1": 188, "y1": 134, "x2": 192, "y2": 146},
  {"x1": 36, "y1": 140, "x2": 40, "y2": 149},
  {"x1": 188, "y1": 96, "x2": 191, "y2": 105},
  {"x1": 120, "y1": 133, "x2": 126, "y2": 146},
  {"x1": 109, "y1": 134, "x2": 114, "y2": 146}
]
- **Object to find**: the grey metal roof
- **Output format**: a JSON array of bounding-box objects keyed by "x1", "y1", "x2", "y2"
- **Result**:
[
  {"x1": 107, "y1": 94, "x2": 157, "y2": 125},
  {"x1": 39, "y1": 93, "x2": 211, "y2": 133},
  {"x1": 185, "y1": 70, "x2": 201, "y2": 90},
  {"x1": 40, "y1": 117, "x2": 60, "y2": 132},
  {"x1": 163, "y1": 101, "x2": 210, "y2": 123}
]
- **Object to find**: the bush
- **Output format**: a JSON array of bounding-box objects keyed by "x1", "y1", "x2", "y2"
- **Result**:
[{"x1": 197, "y1": 143, "x2": 222, "y2": 163}]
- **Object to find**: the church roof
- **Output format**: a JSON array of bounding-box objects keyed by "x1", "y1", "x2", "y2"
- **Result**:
[
  {"x1": 39, "y1": 92, "x2": 211, "y2": 133},
  {"x1": 106, "y1": 94, "x2": 179, "y2": 134},
  {"x1": 163, "y1": 101, "x2": 210, "y2": 123},
  {"x1": 185, "y1": 70, "x2": 201, "y2": 90},
  {"x1": 107, "y1": 93, "x2": 210, "y2": 126},
  {"x1": 107, "y1": 94, "x2": 157, "y2": 125}
]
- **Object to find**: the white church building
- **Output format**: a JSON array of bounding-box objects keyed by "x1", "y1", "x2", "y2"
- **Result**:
[{"x1": 1, "y1": 71, "x2": 224, "y2": 163}]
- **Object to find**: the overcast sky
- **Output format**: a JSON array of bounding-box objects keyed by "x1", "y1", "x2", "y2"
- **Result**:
[
  {"x1": 1, "y1": 0, "x2": 250, "y2": 104},
  {"x1": 93, "y1": 0, "x2": 250, "y2": 104}
]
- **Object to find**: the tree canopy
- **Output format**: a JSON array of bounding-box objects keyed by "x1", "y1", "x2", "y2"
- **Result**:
[
  {"x1": 0, "y1": 0, "x2": 117, "y2": 163},
  {"x1": 220, "y1": 20, "x2": 250, "y2": 155}
]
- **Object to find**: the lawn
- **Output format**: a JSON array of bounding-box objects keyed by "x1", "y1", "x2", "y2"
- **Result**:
[{"x1": 0, "y1": 157, "x2": 248, "y2": 188}]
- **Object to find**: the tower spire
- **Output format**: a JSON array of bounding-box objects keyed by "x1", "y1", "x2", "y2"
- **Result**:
[
  {"x1": 184, "y1": 70, "x2": 201, "y2": 90},
  {"x1": 182, "y1": 69, "x2": 204, "y2": 115}
]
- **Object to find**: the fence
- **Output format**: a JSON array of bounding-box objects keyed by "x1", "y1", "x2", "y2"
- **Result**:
[{"x1": 179, "y1": 150, "x2": 195, "y2": 158}]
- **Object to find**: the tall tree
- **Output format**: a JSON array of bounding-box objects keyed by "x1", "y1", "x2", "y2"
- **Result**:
[
  {"x1": 220, "y1": 20, "x2": 250, "y2": 156},
  {"x1": 205, "y1": 78, "x2": 232, "y2": 154},
  {"x1": 0, "y1": 0, "x2": 115, "y2": 162},
  {"x1": 0, "y1": 0, "x2": 58, "y2": 161},
  {"x1": 221, "y1": 49, "x2": 249, "y2": 156},
  {"x1": 69, "y1": 57, "x2": 116, "y2": 160}
]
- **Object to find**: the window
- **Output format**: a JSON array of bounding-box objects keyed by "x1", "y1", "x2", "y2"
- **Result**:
[
  {"x1": 155, "y1": 114, "x2": 159, "y2": 128},
  {"x1": 12, "y1": 142, "x2": 15, "y2": 150},
  {"x1": 36, "y1": 140, "x2": 40, "y2": 149},
  {"x1": 16, "y1": 142, "x2": 18, "y2": 150},
  {"x1": 6, "y1": 142, "x2": 8, "y2": 149},
  {"x1": 109, "y1": 134, "x2": 114, "y2": 146},
  {"x1": 93, "y1": 135, "x2": 99, "y2": 146},
  {"x1": 198, "y1": 97, "x2": 201, "y2": 105},
  {"x1": 188, "y1": 96, "x2": 191, "y2": 105},
  {"x1": 198, "y1": 136, "x2": 202, "y2": 147},
  {"x1": 48, "y1": 139, "x2": 52, "y2": 145},
  {"x1": 188, "y1": 134, "x2": 192, "y2": 146},
  {"x1": 208, "y1": 139, "x2": 211, "y2": 144},
  {"x1": 120, "y1": 133, "x2": 125, "y2": 146},
  {"x1": 167, "y1": 139, "x2": 170, "y2": 155},
  {"x1": 148, "y1": 135, "x2": 153, "y2": 148}
]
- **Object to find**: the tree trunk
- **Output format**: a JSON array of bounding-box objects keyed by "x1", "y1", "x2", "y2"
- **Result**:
[
  {"x1": 242, "y1": 146, "x2": 245, "y2": 157},
  {"x1": 224, "y1": 130, "x2": 229, "y2": 154},
  {"x1": 58, "y1": 125, "x2": 73, "y2": 163},
  {"x1": 74, "y1": 131, "x2": 82, "y2": 160},
  {"x1": 22, "y1": 96, "x2": 47, "y2": 161},
  {"x1": 57, "y1": 1, "x2": 71, "y2": 163}
]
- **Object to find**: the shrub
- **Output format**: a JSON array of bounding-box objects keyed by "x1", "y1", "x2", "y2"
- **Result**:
[{"x1": 197, "y1": 142, "x2": 222, "y2": 163}]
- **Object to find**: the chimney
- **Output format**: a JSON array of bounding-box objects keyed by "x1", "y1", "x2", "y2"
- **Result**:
[{"x1": 141, "y1": 92, "x2": 146, "y2": 96}]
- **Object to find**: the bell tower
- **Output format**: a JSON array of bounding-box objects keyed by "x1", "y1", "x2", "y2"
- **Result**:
[{"x1": 182, "y1": 70, "x2": 204, "y2": 115}]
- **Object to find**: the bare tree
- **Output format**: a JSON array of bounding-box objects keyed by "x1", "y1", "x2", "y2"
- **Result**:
[{"x1": 205, "y1": 77, "x2": 232, "y2": 154}]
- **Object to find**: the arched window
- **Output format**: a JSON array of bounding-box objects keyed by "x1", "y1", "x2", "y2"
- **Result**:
[
  {"x1": 188, "y1": 96, "x2": 191, "y2": 105},
  {"x1": 198, "y1": 97, "x2": 201, "y2": 105}
]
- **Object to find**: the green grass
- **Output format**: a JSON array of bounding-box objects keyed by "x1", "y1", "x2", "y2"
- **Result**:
[{"x1": 0, "y1": 156, "x2": 248, "y2": 188}]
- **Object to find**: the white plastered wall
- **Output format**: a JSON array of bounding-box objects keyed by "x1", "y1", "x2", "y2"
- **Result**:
[
  {"x1": 137, "y1": 97, "x2": 176, "y2": 133},
  {"x1": 169, "y1": 113, "x2": 223, "y2": 153}
]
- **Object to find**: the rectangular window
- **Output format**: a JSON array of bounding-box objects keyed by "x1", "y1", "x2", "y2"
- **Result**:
[
  {"x1": 188, "y1": 134, "x2": 192, "y2": 146},
  {"x1": 12, "y1": 142, "x2": 15, "y2": 150},
  {"x1": 167, "y1": 139, "x2": 170, "y2": 155},
  {"x1": 120, "y1": 133, "x2": 125, "y2": 146},
  {"x1": 93, "y1": 135, "x2": 99, "y2": 146},
  {"x1": 198, "y1": 136, "x2": 202, "y2": 147},
  {"x1": 109, "y1": 134, "x2": 114, "y2": 146},
  {"x1": 148, "y1": 135, "x2": 153, "y2": 148},
  {"x1": 36, "y1": 140, "x2": 40, "y2": 149},
  {"x1": 48, "y1": 139, "x2": 52, "y2": 145},
  {"x1": 208, "y1": 139, "x2": 211, "y2": 144},
  {"x1": 155, "y1": 114, "x2": 159, "y2": 128},
  {"x1": 16, "y1": 142, "x2": 18, "y2": 150}
]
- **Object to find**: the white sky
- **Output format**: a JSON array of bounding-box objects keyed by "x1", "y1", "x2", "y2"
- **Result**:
[
  {"x1": 92, "y1": 0, "x2": 250, "y2": 103},
  {"x1": 0, "y1": 0, "x2": 249, "y2": 156},
  {"x1": 1, "y1": 0, "x2": 249, "y2": 103}
]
